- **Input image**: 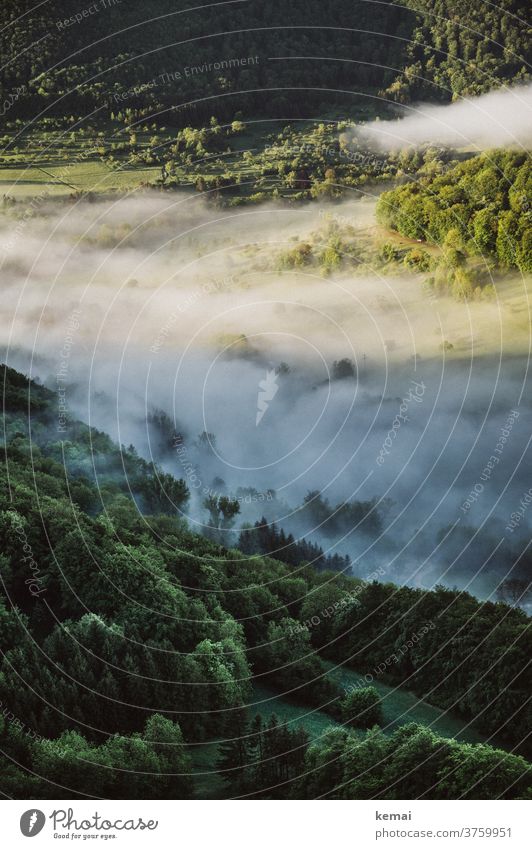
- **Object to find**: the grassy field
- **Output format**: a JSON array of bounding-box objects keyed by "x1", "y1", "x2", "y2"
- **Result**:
[
  {"x1": 253, "y1": 670, "x2": 488, "y2": 746},
  {"x1": 189, "y1": 668, "x2": 492, "y2": 798},
  {"x1": 0, "y1": 120, "x2": 173, "y2": 197},
  {"x1": 251, "y1": 683, "x2": 340, "y2": 740},
  {"x1": 189, "y1": 740, "x2": 225, "y2": 800},
  {"x1": 189, "y1": 684, "x2": 340, "y2": 799},
  {"x1": 325, "y1": 664, "x2": 488, "y2": 744}
]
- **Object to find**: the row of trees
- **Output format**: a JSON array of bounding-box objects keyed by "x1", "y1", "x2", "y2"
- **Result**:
[
  {"x1": 294, "y1": 723, "x2": 531, "y2": 799},
  {"x1": 238, "y1": 518, "x2": 351, "y2": 572},
  {"x1": 217, "y1": 717, "x2": 531, "y2": 799},
  {"x1": 1, "y1": 712, "x2": 191, "y2": 799}
]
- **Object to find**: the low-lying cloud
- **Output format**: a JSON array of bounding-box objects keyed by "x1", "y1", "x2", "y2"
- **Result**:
[
  {"x1": 1, "y1": 193, "x2": 531, "y2": 602},
  {"x1": 358, "y1": 83, "x2": 532, "y2": 150}
]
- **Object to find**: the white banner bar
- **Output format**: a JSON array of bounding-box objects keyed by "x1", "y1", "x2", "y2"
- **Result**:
[{"x1": 1, "y1": 799, "x2": 530, "y2": 848}]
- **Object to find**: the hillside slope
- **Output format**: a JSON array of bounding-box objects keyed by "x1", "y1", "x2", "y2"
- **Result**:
[
  {"x1": 0, "y1": 364, "x2": 530, "y2": 798},
  {"x1": 0, "y1": 0, "x2": 529, "y2": 126}
]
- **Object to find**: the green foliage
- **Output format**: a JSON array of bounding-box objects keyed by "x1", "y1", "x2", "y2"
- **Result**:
[
  {"x1": 203, "y1": 494, "x2": 241, "y2": 543},
  {"x1": 0, "y1": 364, "x2": 530, "y2": 799},
  {"x1": 378, "y1": 151, "x2": 531, "y2": 273},
  {"x1": 0, "y1": 0, "x2": 411, "y2": 126},
  {"x1": 380, "y1": 242, "x2": 400, "y2": 263},
  {"x1": 382, "y1": 1, "x2": 530, "y2": 102},
  {"x1": 319, "y1": 237, "x2": 343, "y2": 273},
  {"x1": 218, "y1": 713, "x2": 309, "y2": 798},
  {"x1": 4, "y1": 715, "x2": 191, "y2": 799},
  {"x1": 1, "y1": 0, "x2": 525, "y2": 133},
  {"x1": 293, "y1": 724, "x2": 531, "y2": 799},
  {"x1": 139, "y1": 469, "x2": 189, "y2": 515},
  {"x1": 317, "y1": 581, "x2": 530, "y2": 751},
  {"x1": 340, "y1": 686, "x2": 383, "y2": 728},
  {"x1": 277, "y1": 242, "x2": 313, "y2": 270},
  {"x1": 238, "y1": 518, "x2": 351, "y2": 573},
  {"x1": 403, "y1": 248, "x2": 432, "y2": 271},
  {"x1": 256, "y1": 618, "x2": 340, "y2": 708}
]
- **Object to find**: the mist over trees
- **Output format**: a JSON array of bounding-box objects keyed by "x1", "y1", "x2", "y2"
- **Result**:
[{"x1": 1, "y1": 0, "x2": 528, "y2": 128}]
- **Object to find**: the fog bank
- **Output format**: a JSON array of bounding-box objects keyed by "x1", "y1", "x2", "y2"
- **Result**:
[
  {"x1": 358, "y1": 83, "x2": 532, "y2": 151},
  {"x1": 1, "y1": 193, "x2": 531, "y2": 602}
]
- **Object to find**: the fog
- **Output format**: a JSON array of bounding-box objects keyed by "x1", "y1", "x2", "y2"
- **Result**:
[
  {"x1": 1, "y1": 192, "x2": 531, "y2": 602},
  {"x1": 357, "y1": 83, "x2": 532, "y2": 151}
]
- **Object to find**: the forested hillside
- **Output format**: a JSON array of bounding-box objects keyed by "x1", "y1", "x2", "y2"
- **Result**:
[
  {"x1": 1, "y1": 364, "x2": 530, "y2": 798},
  {"x1": 385, "y1": 0, "x2": 531, "y2": 102},
  {"x1": 0, "y1": 0, "x2": 411, "y2": 124},
  {"x1": 0, "y1": 0, "x2": 530, "y2": 809},
  {"x1": 0, "y1": 0, "x2": 529, "y2": 127}
]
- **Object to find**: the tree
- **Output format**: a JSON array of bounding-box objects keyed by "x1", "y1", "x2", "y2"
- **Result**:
[
  {"x1": 340, "y1": 686, "x2": 383, "y2": 728},
  {"x1": 203, "y1": 495, "x2": 240, "y2": 541},
  {"x1": 195, "y1": 431, "x2": 217, "y2": 451},
  {"x1": 440, "y1": 741, "x2": 532, "y2": 800},
  {"x1": 292, "y1": 727, "x2": 350, "y2": 798},
  {"x1": 217, "y1": 709, "x2": 250, "y2": 794},
  {"x1": 472, "y1": 207, "x2": 497, "y2": 254},
  {"x1": 320, "y1": 238, "x2": 342, "y2": 272},
  {"x1": 442, "y1": 229, "x2": 466, "y2": 269},
  {"x1": 143, "y1": 714, "x2": 192, "y2": 798},
  {"x1": 140, "y1": 468, "x2": 189, "y2": 515},
  {"x1": 451, "y1": 268, "x2": 475, "y2": 301},
  {"x1": 258, "y1": 618, "x2": 340, "y2": 707},
  {"x1": 378, "y1": 151, "x2": 529, "y2": 275}
]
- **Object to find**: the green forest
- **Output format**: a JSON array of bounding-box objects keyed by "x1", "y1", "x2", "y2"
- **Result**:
[
  {"x1": 0, "y1": 366, "x2": 530, "y2": 798},
  {"x1": 377, "y1": 151, "x2": 532, "y2": 276},
  {"x1": 1, "y1": 0, "x2": 529, "y2": 122}
]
